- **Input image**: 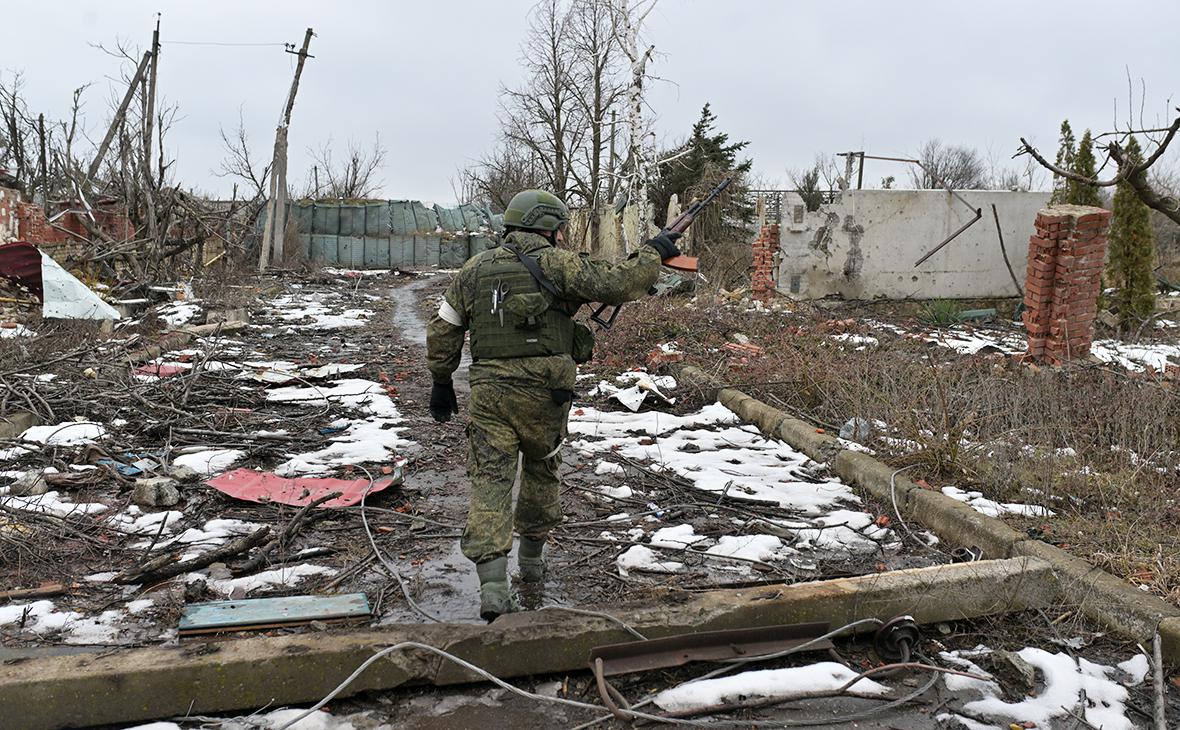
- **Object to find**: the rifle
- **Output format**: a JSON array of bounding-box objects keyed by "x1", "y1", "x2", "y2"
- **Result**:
[{"x1": 590, "y1": 176, "x2": 732, "y2": 330}]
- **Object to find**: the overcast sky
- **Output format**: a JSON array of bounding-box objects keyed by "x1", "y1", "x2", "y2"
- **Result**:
[{"x1": 5, "y1": 0, "x2": 1178, "y2": 202}]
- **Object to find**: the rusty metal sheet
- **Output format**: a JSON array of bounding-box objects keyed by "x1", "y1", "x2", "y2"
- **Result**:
[
  {"x1": 0, "y1": 241, "x2": 44, "y2": 299},
  {"x1": 589, "y1": 621, "x2": 832, "y2": 677}
]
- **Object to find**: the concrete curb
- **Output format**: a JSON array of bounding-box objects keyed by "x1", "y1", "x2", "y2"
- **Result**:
[
  {"x1": 678, "y1": 365, "x2": 1180, "y2": 661},
  {"x1": 0, "y1": 558, "x2": 1052, "y2": 729}
]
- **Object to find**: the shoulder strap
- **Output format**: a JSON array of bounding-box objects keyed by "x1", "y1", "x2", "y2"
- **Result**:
[{"x1": 504, "y1": 242, "x2": 560, "y2": 298}]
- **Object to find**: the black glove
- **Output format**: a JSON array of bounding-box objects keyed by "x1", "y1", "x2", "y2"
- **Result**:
[
  {"x1": 643, "y1": 230, "x2": 683, "y2": 260},
  {"x1": 429, "y1": 381, "x2": 459, "y2": 423}
]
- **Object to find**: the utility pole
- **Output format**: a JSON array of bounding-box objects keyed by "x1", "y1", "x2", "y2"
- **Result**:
[
  {"x1": 88, "y1": 51, "x2": 151, "y2": 181},
  {"x1": 142, "y1": 14, "x2": 161, "y2": 246},
  {"x1": 37, "y1": 114, "x2": 48, "y2": 213},
  {"x1": 313, "y1": 165, "x2": 319, "y2": 198},
  {"x1": 259, "y1": 27, "x2": 314, "y2": 271}
]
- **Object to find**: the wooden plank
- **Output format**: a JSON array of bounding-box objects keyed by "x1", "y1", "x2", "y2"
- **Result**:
[{"x1": 179, "y1": 593, "x2": 369, "y2": 634}]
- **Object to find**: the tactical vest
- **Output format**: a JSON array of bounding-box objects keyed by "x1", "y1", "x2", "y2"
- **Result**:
[{"x1": 468, "y1": 246, "x2": 576, "y2": 361}]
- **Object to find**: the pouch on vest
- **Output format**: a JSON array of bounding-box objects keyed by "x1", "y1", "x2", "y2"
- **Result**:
[{"x1": 504, "y1": 291, "x2": 550, "y2": 328}]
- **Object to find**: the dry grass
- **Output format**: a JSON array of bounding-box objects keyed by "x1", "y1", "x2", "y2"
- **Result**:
[{"x1": 594, "y1": 294, "x2": 1180, "y2": 604}]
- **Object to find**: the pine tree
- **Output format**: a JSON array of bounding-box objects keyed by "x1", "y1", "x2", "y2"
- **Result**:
[
  {"x1": 1067, "y1": 130, "x2": 1103, "y2": 207},
  {"x1": 1107, "y1": 137, "x2": 1156, "y2": 330},
  {"x1": 649, "y1": 103, "x2": 753, "y2": 225},
  {"x1": 1050, "y1": 120, "x2": 1076, "y2": 205}
]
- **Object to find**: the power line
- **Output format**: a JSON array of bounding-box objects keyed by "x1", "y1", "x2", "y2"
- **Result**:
[{"x1": 163, "y1": 40, "x2": 287, "y2": 47}]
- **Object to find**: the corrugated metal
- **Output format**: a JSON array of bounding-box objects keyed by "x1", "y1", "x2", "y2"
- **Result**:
[{"x1": 0, "y1": 241, "x2": 44, "y2": 299}]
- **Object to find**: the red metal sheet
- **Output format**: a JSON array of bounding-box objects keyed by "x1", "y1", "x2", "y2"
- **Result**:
[
  {"x1": 0, "y1": 241, "x2": 44, "y2": 299},
  {"x1": 134, "y1": 363, "x2": 188, "y2": 378},
  {"x1": 206, "y1": 468, "x2": 396, "y2": 508}
]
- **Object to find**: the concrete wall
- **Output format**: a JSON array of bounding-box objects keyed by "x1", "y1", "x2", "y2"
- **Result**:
[{"x1": 776, "y1": 189, "x2": 1051, "y2": 299}]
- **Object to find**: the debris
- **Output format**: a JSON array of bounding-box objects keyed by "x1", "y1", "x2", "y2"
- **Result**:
[
  {"x1": 958, "y1": 308, "x2": 997, "y2": 322},
  {"x1": 589, "y1": 622, "x2": 831, "y2": 677},
  {"x1": 167, "y1": 465, "x2": 200, "y2": 483},
  {"x1": 8, "y1": 470, "x2": 50, "y2": 497},
  {"x1": 115, "y1": 526, "x2": 271, "y2": 585},
  {"x1": 178, "y1": 593, "x2": 370, "y2": 637},
  {"x1": 134, "y1": 363, "x2": 187, "y2": 378},
  {"x1": 0, "y1": 582, "x2": 70, "y2": 601},
  {"x1": 40, "y1": 250, "x2": 122, "y2": 320},
  {"x1": 838, "y1": 417, "x2": 873, "y2": 443},
  {"x1": 131, "y1": 477, "x2": 181, "y2": 508},
  {"x1": 978, "y1": 649, "x2": 1039, "y2": 700},
  {"x1": 723, "y1": 341, "x2": 764, "y2": 356},
  {"x1": 205, "y1": 468, "x2": 401, "y2": 508}
]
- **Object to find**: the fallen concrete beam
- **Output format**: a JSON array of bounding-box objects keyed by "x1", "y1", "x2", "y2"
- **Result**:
[
  {"x1": 678, "y1": 365, "x2": 1180, "y2": 662},
  {"x1": 0, "y1": 558, "x2": 1053, "y2": 729}
]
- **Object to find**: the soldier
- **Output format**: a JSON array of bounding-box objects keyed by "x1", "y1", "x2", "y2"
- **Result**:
[{"x1": 426, "y1": 189, "x2": 681, "y2": 620}]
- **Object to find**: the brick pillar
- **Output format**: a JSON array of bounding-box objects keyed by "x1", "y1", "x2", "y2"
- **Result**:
[
  {"x1": 1022, "y1": 205, "x2": 1110, "y2": 364},
  {"x1": 751, "y1": 223, "x2": 780, "y2": 301}
]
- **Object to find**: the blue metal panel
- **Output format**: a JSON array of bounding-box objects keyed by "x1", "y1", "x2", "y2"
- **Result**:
[
  {"x1": 338, "y1": 236, "x2": 365, "y2": 267},
  {"x1": 457, "y1": 203, "x2": 482, "y2": 230},
  {"x1": 411, "y1": 202, "x2": 440, "y2": 232},
  {"x1": 471, "y1": 234, "x2": 496, "y2": 255},
  {"x1": 313, "y1": 205, "x2": 340, "y2": 236},
  {"x1": 364, "y1": 236, "x2": 391, "y2": 268},
  {"x1": 289, "y1": 204, "x2": 314, "y2": 234},
  {"x1": 419, "y1": 235, "x2": 442, "y2": 267},
  {"x1": 388, "y1": 201, "x2": 415, "y2": 234},
  {"x1": 179, "y1": 593, "x2": 370, "y2": 632},
  {"x1": 365, "y1": 204, "x2": 388, "y2": 236},
  {"x1": 310, "y1": 234, "x2": 339, "y2": 263},
  {"x1": 337, "y1": 206, "x2": 362, "y2": 237},
  {"x1": 440, "y1": 236, "x2": 469, "y2": 268},
  {"x1": 390, "y1": 234, "x2": 414, "y2": 267},
  {"x1": 433, "y1": 204, "x2": 460, "y2": 232}
]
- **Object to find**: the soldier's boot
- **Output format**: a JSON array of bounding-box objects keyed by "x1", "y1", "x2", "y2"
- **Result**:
[
  {"x1": 518, "y1": 536, "x2": 546, "y2": 583},
  {"x1": 476, "y1": 557, "x2": 514, "y2": 622}
]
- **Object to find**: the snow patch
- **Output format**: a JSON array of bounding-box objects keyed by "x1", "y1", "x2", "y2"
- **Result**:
[
  {"x1": 616, "y1": 545, "x2": 683, "y2": 576},
  {"x1": 653, "y1": 662, "x2": 889, "y2": 713},
  {"x1": 941, "y1": 486, "x2": 1054, "y2": 518}
]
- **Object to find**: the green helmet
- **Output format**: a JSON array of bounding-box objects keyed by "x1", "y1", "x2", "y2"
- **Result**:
[{"x1": 503, "y1": 189, "x2": 569, "y2": 232}]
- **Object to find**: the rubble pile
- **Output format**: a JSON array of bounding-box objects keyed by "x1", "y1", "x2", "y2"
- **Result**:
[{"x1": 0, "y1": 276, "x2": 38, "y2": 328}]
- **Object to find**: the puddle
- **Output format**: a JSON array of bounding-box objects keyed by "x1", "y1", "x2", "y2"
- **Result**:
[{"x1": 377, "y1": 540, "x2": 576, "y2": 625}]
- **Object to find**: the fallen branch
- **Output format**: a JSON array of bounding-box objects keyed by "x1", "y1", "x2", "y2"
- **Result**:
[
  {"x1": 233, "y1": 491, "x2": 341, "y2": 576},
  {"x1": 0, "y1": 583, "x2": 72, "y2": 601},
  {"x1": 115, "y1": 526, "x2": 271, "y2": 585}
]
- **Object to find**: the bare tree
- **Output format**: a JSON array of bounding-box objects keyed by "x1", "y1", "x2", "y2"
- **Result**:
[
  {"x1": 1018, "y1": 76, "x2": 1180, "y2": 225},
  {"x1": 498, "y1": 0, "x2": 581, "y2": 201},
  {"x1": 458, "y1": 144, "x2": 546, "y2": 212},
  {"x1": 909, "y1": 139, "x2": 989, "y2": 189},
  {"x1": 305, "y1": 137, "x2": 386, "y2": 200},
  {"x1": 217, "y1": 113, "x2": 271, "y2": 202},
  {"x1": 613, "y1": 0, "x2": 659, "y2": 252}
]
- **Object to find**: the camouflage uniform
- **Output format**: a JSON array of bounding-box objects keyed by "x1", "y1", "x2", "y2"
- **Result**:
[{"x1": 427, "y1": 231, "x2": 661, "y2": 564}]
